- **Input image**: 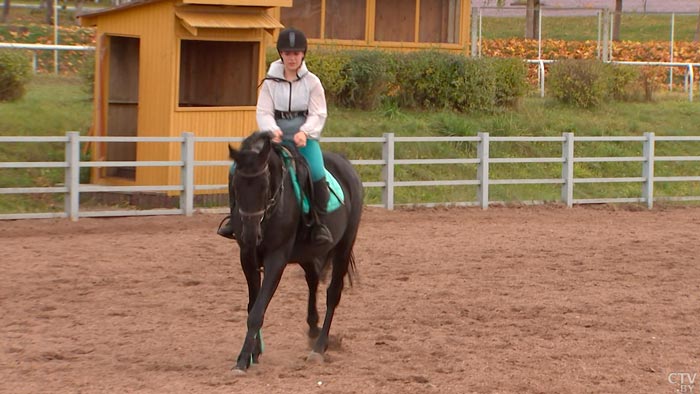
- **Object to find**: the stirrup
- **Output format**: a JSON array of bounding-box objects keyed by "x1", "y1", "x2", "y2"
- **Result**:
[{"x1": 217, "y1": 215, "x2": 236, "y2": 240}]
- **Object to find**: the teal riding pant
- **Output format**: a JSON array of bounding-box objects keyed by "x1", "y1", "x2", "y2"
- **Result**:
[
  {"x1": 229, "y1": 114, "x2": 326, "y2": 182},
  {"x1": 297, "y1": 139, "x2": 325, "y2": 182},
  {"x1": 278, "y1": 115, "x2": 326, "y2": 182},
  {"x1": 228, "y1": 138, "x2": 325, "y2": 182}
]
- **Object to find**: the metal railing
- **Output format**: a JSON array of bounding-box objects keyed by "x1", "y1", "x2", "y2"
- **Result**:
[
  {"x1": 1, "y1": 131, "x2": 699, "y2": 220},
  {"x1": 527, "y1": 59, "x2": 699, "y2": 101},
  {"x1": 0, "y1": 43, "x2": 95, "y2": 74}
]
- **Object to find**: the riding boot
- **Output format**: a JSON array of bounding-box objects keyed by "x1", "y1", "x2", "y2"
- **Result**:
[
  {"x1": 311, "y1": 179, "x2": 334, "y2": 245},
  {"x1": 217, "y1": 176, "x2": 236, "y2": 239}
]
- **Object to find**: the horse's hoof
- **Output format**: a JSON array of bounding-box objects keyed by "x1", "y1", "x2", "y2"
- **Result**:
[
  {"x1": 306, "y1": 351, "x2": 324, "y2": 364},
  {"x1": 231, "y1": 368, "x2": 247, "y2": 375}
]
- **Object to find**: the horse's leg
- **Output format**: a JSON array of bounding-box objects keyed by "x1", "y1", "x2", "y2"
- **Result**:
[
  {"x1": 238, "y1": 248, "x2": 263, "y2": 366},
  {"x1": 308, "y1": 253, "x2": 349, "y2": 361},
  {"x1": 234, "y1": 254, "x2": 287, "y2": 372},
  {"x1": 301, "y1": 262, "x2": 320, "y2": 339}
]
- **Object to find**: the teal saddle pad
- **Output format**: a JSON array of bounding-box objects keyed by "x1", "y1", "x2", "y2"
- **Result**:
[
  {"x1": 279, "y1": 149, "x2": 344, "y2": 214},
  {"x1": 229, "y1": 148, "x2": 344, "y2": 214}
]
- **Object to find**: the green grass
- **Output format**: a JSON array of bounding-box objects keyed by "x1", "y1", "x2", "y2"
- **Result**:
[
  {"x1": 482, "y1": 14, "x2": 700, "y2": 42},
  {"x1": 2, "y1": 6, "x2": 699, "y2": 212},
  {"x1": 0, "y1": 74, "x2": 92, "y2": 136},
  {"x1": 0, "y1": 75, "x2": 92, "y2": 213},
  {"x1": 2, "y1": 81, "x2": 700, "y2": 212},
  {"x1": 324, "y1": 94, "x2": 700, "y2": 205}
]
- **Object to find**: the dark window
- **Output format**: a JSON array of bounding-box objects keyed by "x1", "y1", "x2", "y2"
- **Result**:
[
  {"x1": 375, "y1": 0, "x2": 415, "y2": 42},
  {"x1": 419, "y1": 0, "x2": 460, "y2": 43},
  {"x1": 325, "y1": 0, "x2": 366, "y2": 40},
  {"x1": 280, "y1": 0, "x2": 322, "y2": 39},
  {"x1": 178, "y1": 40, "x2": 259, "y2": 107}
]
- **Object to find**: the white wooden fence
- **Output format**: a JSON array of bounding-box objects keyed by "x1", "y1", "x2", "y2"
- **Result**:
[{"x1": 1, "y1": 132, "x2": 699, "y2": 221}]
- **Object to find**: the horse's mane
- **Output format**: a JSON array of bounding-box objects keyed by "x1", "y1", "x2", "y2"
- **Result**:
[
  {"x1": 240, "y1": 131, "x2": 271, "y2": 152},
  {"x1": 234, "y1": 131, "x2": 276, "y2": 171}
]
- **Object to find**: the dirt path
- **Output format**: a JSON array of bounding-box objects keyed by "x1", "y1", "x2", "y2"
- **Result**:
[{"x1": 1, "y1": 205, "x2": 699, "y2": 393}]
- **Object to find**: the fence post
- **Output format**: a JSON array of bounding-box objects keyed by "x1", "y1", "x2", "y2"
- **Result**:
[
  {"x1": 687, "y1": 64, "x2": 694, "y2": 102},
  {"x1": 538, "y1": 60, "x2": 545, "y2": 98},
  {"x1": 477, "y1": 132, "x2": 489, "y2": 209},
  {"x1": 181, "y1": 132, "x2": 195, "y2": 216},
  {"x1": 65, "y1": 131, "x2": 81, "y2": 221},
  {"x1": 382, "y1": 133, "x2": 395, "y2": 210},
  {"x1": 669, "y1": 13, "x2": 675, "y2": 92},
  {"x1": 601, "y1": 8, "x2": 610, "y2": 62},
  {"x1": 561, "y1": 132, "x2": 574, "y2": 208},
  {"x1": 470, "y1": 7, "x2": 479, "y2": 58},
  {"x1": 643, "y1": 132, "x2": 655, "y2": 209}
]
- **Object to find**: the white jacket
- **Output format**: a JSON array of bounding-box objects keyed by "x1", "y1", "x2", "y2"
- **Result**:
[{"x1": 256, "y1": 60, "x2": 328, "y2": 140}]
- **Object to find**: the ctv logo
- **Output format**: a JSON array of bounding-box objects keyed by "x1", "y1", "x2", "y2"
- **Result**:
[{"x1": 668, "y1": 372, "x2": 697, "y2": 393}]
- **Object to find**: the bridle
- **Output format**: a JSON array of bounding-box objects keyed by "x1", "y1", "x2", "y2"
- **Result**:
[{"x1": 234, "y1": 162, "x2": 287, "y2": 222}]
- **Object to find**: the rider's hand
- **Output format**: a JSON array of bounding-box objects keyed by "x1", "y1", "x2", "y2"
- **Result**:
[
  {"x1": 293, "y1": 131, "x2": 307, "y2": 148},
  {"x1": 270, "y1": 129, "x2": 283, "y2": 143}
]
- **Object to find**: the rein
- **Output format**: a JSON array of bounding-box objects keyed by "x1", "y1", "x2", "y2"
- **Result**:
[
  {"x1": 234, "y1": 164, "x2": 269, "y2": 179},
  {"x1": 235, "y1": 161, "x2": 287, "y2": 221}
]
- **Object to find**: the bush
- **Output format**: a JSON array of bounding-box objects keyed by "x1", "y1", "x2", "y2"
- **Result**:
[
  {"x1": 548, "y1": 59, "x2": 609, "y2": 108},
  {"x1": 78, "y1": 52, "x2": 96, "y2": 98},
  {"x1": 393, "y1": 51, "x2": 465, "y2": 111},
  {"x1": 607, "y1": 64, "x2": 642, "y2": 102},
  {"x1": 304, "y1": 49, "x2": 527, "y2": 113},
  {"x1": 458, "y1": 57, "x2": 497, "y2": 113},
  {"x1": 391, "y1": 51, "x2": 506, "y2": 113},
  {"x1": 305, "y1": 49, "x2": 351, "y2": 104},
  {"x1": 0, "y1": 49, "x2": 32, "y2": 102},
  {"x1": 336, "y1": 50, "x2": 392, "y2": 110},
  {"x1": 490, "y1": 57, "x2": 528, "y2": 108},
  {"x1": 638, "y1": 66, "x2": 664, "y2": 102}
]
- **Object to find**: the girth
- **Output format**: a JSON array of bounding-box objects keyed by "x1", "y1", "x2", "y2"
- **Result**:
[{"x1": 275, "y1": 110, "x2": 308, "y2": 120}]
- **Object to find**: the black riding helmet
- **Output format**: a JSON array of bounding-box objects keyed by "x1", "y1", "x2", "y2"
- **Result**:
[{"x1": 276, "y1": 28, "x2": 308, "y2": 54}]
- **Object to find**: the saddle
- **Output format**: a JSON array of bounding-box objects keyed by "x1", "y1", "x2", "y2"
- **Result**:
[{"x1": 274, "y1": 144, "x2": 344, "y2": 216}]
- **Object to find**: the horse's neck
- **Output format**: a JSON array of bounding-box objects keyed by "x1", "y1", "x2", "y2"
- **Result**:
[{"x1": 269, "y1": 151, "x2": 286, "y2": 190}]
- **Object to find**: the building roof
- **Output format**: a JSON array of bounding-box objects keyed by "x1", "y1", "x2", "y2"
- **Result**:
[
  {"x1": 176, "y1": 9, "x2": 283, "y2": 35},
  {"x1": 79, "y1": 0, "x2": 291, "y2": 26}
]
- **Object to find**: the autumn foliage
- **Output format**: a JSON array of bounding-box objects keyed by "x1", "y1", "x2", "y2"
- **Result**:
[{"x1": 483, "y1": 38, "x2": 700, "y2": 63}]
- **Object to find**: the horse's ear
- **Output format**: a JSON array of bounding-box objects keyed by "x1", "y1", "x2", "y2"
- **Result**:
[
  {"x1": 257, "y1": 134, "x2": 272, "y2": 164},
  {"x1": 228, "y1": 144, "x2": 240, "y2": 162}
]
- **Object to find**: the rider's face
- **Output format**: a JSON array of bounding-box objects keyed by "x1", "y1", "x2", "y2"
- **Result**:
[{"x1": 280, "y1": 51, "x2": 304, "y2": 71}]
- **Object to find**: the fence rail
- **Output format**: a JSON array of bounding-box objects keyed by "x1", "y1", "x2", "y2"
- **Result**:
[
  {"x1": 1, "y1": 132, "x2": 699, "y2": 221},
  {"x1": 0, "y1": 43, "x2": 95, "y2": 74}
]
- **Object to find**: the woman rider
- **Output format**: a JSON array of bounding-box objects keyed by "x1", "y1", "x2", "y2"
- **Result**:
[{"x1": 217, "y1": 27, "x2": 333, "y2": 245}]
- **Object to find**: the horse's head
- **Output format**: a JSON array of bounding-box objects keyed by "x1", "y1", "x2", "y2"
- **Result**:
[{"x1": 229, "y1": 131, "x2": 274, "y2": 246}]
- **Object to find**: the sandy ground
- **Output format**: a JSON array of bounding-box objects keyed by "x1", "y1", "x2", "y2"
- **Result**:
[{"x1": 1, "y1": 205, "x2": 699, "y2": 394}]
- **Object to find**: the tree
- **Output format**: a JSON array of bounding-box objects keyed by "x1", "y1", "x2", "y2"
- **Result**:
[
  {"x1": 525, "y1": 0, "x2": 540, "y2": 39},
  {"x1": 44, "y1": 0, "x2": 54, "y2": 24},
  {"x1": 695, "y1": 3, "x2": 700, "y2": 42},
  {"x1": 75, "y1": 0, "x2": 85, "y2": 17},
  {"x1": 1, "y1": 0, "x2": 10, "y2": 23},
  {"x1": 612, "y1": 0, "x2": 623, "y2": 41}
]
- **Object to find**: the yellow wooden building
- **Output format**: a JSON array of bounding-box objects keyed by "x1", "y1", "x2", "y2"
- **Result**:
[
  {"x1": 79, "y1": 0, "x2": 290, "y2": 190},
  {"x1": 78, "y1": 0, "x2": 470, "y2": 193},
  {"x1": 276, "y1": 0, "x2": 472, "y2": 54}
]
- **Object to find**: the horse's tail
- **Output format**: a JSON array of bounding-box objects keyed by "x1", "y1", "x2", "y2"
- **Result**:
[
  {"x1": 317, "y1": 242, "x2": 359, "y2": 287},
  {"x1": 322, "y1": 150, "x2": 363, "y2": 287},
  {"x1": 348, "y1": 250, "x2": 359, "y2": 287}
]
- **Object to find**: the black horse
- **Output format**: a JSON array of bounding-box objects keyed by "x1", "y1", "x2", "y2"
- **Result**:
[{"x1": 226, "y1": 131, "x2": 363, "y2": 372}]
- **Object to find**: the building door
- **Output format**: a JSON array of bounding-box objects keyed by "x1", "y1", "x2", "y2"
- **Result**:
[{"x1": 106, "y1": 35, "x2": 139, "y2": 180}]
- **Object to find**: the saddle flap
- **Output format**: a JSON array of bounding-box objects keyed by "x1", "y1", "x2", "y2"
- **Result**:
[{"x1": 276, "y1": 145, "x2": 344, "y2": 214}]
